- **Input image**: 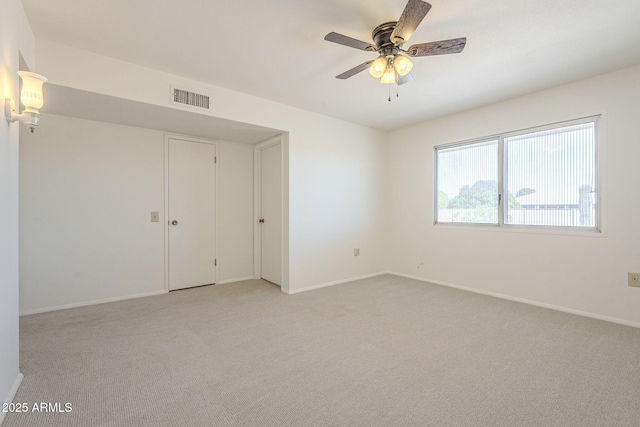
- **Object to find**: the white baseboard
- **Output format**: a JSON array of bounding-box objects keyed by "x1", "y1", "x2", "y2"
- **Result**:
[
  {"x1": 390, "y1": 271, "x2": 640, "y2": 329},
  {"x1": 19, "y1": 290, "x2": 167, "y2": 316},
  {"x1": 0, "y1": 372, "x2": 24, "y2": 426},
  {"x1": 217, "y1": 276, "x2": 256, "y2": 285},
  {"x1": 285, "y1": 272, "x2": 388, "y2": 295}
]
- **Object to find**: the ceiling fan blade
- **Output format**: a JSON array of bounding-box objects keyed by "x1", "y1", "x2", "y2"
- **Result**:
[
  {"x1": 397, "y1": 73, "x2": 414, "y2": 85},
  {"x1": 335, "y1": 61, "x2": 373, "y2": 79},
  {"x1": 390, "y1": 0, "x2": 432, "y2": 45},
  {"x1": 324, "y1": 32, "x2": 376, "y2": 51},
  {"x1": 407, "y1": 37, "x2": 467, "y2": 57}
]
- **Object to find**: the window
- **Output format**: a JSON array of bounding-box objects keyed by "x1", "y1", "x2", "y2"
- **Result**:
[{"x1": 435, "y1": 117, "x2": 599, "y2": 230}]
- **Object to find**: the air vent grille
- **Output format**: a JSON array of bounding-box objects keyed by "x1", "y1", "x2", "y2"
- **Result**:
[{"x1": 172, "y1": 88, "x2": 210, "y2": 109}]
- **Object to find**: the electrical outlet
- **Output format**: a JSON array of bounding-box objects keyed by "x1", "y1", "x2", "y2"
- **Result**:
[
  {"x1": 629, "y1": 272, "x2": 640, "y2": 287},
  {"x1": 354, "y1": 248, "x2": 360, "y2": 257},
  {"x1": 150, "y1": 211, "x2": 159, "y2": 222}
]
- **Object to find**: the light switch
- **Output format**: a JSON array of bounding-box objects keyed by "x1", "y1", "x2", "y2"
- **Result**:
[{"x1": 151, "y1": 211, "x2": 159, "y2": 222}]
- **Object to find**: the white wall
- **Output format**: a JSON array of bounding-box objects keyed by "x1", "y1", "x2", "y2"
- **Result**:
[
  {"x1": 0, "y1": 0, "x2": 34, "y2": 420},
  {"x1": 33, "y1": 39, "x2": 389, "y2": 294},
  {"x1": 388, "y1": 64, "x2": 640, "y2": 325},
  {"x1": 19, "y1": 114, "x2": 256, "y2": 313},
  {"x1": 287, "y1": 121, "x2": 388, "y2": 291}
]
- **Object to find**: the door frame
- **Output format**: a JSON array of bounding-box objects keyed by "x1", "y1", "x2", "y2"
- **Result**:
[
  {"x1": 164, "y1": 134, "x2": 219, "y2": 292},
  {"x1": 254, "y1": 134, "x2": 289, "y2": 292}
]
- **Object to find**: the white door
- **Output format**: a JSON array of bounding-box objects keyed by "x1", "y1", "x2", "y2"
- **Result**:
[
  {"x1": 260, "y1": 143, "x2": 282, "y2": 285},
  {"x1": 168, "y1": 138, "x2": 216, "y2": 290}
]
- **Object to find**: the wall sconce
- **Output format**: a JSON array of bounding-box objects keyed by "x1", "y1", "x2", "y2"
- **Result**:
[{"x1": 5, "y1": 71, "x2": 47, "y2": 133}]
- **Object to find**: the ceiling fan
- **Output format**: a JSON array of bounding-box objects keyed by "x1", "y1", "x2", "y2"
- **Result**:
[{"x1": 324, "y1": 0, "x2": 466, "y2": 93}]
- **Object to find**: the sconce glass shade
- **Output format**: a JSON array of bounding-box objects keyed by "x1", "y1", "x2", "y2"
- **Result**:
[
  {"x1": 393, "y1": 55, "x2": 413, "y2": 77},
  {"x1": 5, "y1": 71, "x2": 47, "y2": 133},
  {"x1": 368, "y1": 56, "x2": 387, "y2": 79},
  {"x1": 18, "y1": 71, "x2": 47, "y2": 111},
  {"x1": 380, "y1": 64, "x2": 396, "y2": 84}
]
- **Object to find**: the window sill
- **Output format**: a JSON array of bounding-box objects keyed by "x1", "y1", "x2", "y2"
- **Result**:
[{"x1": 433, "y1": 222, "x2": 604, "y2": 237}]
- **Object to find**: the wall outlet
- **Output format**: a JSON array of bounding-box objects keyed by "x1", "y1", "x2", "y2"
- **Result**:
[
  {"x1": 354, "y1": 248, "x2": 360, "y2": 257},
  {"x1": 150, "y1": 211, "x2": 159, "y2": 222},
  {"x1": 629, "y1": 272, "x2": 640, "y2": 287}
]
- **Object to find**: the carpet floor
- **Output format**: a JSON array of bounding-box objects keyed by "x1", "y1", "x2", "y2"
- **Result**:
[{"x1": 4, "y1": 274, "x2": 640, "y2": 426}]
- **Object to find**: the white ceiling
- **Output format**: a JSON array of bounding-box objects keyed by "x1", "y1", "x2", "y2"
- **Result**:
[{"x1": 21, "y1": 0, "x2": 640, "y2": 131}]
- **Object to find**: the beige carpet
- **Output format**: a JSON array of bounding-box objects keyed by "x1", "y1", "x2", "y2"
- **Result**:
[{"x1": 4, "y1": 274, "x2": 640, "y2": 426}]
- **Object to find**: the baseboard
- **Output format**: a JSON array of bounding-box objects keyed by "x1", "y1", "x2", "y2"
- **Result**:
[
  {"x1": 217, "y1": 276, "x2": 256, "y2": 285},
  {"x1": 0, "y1": 372, "x2": 23, "y2": 426},
  {"x1": 285, "y1": 272, "x2": 388, "y2": 295},
  {"x1": 389, "y1": 271, "x2": 640, "y2": 329},
  {"x1": 19, "y1": 290, "x2": 167, "y2": 316}
]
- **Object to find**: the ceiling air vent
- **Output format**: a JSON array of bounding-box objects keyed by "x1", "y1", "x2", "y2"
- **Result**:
[{"x1": 171, "y1": 87, "x2": 210, "y2": 109}]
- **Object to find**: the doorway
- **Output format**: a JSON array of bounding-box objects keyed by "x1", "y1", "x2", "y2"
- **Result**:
[{"x1": 167, "y1": 137, "x2": 217, "y2": 290}]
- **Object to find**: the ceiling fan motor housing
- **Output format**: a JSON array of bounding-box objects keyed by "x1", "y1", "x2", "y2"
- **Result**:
[{"x1": 373, "y1": 22, "x2": 401, "y2": 56}]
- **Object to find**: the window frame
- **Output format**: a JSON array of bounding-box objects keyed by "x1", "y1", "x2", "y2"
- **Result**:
[{"x1": 434, "y1": 116, "x2": 601, "y2": 232}]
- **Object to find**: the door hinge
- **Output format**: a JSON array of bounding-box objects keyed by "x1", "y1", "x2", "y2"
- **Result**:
[
  {"x1": 215, "y1": 156, "x2": 217, "y2": 164},
  {"x1": 215, "y1": 259, "x2": 217, "y2": 266}
]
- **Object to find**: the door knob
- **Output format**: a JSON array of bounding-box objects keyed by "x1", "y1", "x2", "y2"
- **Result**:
[
  {"x1": 171, "y1": 220, "x2": 178, "y2": 225},
  {"x1": 259, "y1": 219, "x2": 265, "y2": 223}
]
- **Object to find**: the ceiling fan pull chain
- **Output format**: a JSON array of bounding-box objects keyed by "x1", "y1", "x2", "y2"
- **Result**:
[{"x1": 388, "y1": 84, "x2": 391, "y2": 102}]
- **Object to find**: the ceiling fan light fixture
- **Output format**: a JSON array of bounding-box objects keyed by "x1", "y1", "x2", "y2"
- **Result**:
[
  {"x1": 394, "y1": 54, "x2": 413, "y2": 76},
  {"x1": 368, "y1": 56, "x2": 387, "y2": 79},
  {"x1": 380, "y1": 63, "x2": 396, "y2": 84}
]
